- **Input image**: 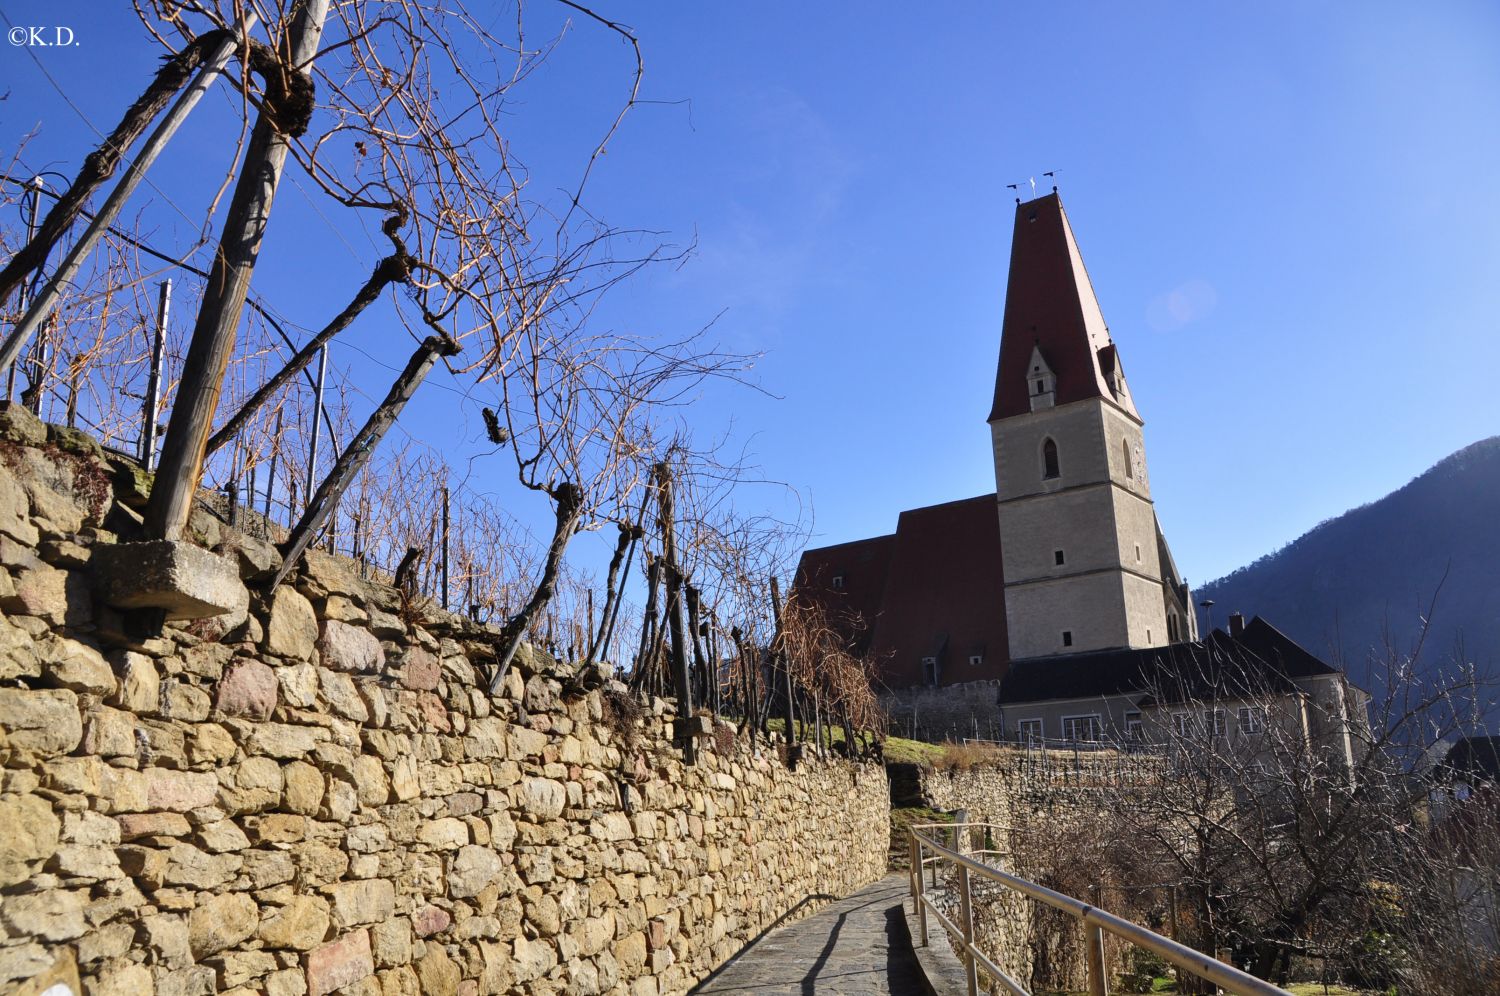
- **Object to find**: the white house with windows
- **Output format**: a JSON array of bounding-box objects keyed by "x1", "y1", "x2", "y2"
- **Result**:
[{"x1": 995, "y1": 614, "x2": 1367, "y2": 770}]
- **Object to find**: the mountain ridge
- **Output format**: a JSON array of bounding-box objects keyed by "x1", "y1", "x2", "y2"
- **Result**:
[{"x1": 1197, "y1": 436, "x2": 1500, "y2": 690}]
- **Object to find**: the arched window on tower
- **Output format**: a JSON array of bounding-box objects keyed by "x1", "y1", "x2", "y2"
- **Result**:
[
  {"x1": 1042, "y1": 438, "x2": 1060, "y2": 479},
  {"x1": 1122, "y1": 437, "x2": 1133, "y2": 480}
]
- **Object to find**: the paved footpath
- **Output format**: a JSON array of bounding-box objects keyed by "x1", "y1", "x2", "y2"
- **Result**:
[{"x1": 692, "y1": 875, "x2": 928, "y2": 995}]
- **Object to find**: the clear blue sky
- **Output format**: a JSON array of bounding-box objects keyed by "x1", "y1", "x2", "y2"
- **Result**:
[{"x1": 3, "y1": 1, "x2": 1498, "y2": 587}]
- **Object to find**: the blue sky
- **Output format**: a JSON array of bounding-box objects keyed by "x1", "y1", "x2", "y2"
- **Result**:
[{"x1": 3, "y1": 1, "x2": 1498, "y2": 588}]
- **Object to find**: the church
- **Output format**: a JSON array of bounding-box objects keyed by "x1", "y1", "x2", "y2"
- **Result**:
[{"x1": 794, "y1": 191, "x2": 1360, "y2": 746}]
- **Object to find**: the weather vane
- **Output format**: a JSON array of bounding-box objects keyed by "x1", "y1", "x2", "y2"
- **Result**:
[{"x1": 1006, "y1": 170, "x2": 1062, "y2": 200}]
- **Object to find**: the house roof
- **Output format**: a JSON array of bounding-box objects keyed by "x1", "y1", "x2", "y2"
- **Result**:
[
  {"x1": 1440, "y1": 736, "x2": 1500, "y2": 784},
  {"x1": 1231, "y1": 615, "x2": 1339, "y2": 679},
  {"x1": 999, "y1": 616, "x2": 1338, "y2": 707},
  {"x1": 989, "y1": 192, "x2": 1139, "y2": 423},
  {"x1": 793, "y1": 494, "x2": 1009, "y2": 688}
]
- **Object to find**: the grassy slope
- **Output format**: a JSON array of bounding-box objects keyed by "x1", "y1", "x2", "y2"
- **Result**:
[{"x1": 759, "y1": 717, "x2": 945, "y2": 765}]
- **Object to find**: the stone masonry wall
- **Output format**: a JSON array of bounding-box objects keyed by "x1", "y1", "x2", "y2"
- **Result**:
[
  {"x1": 916, "y1": 746, "x2": 1154, "y2": 828},
  {"x1": 880, "y1": 680, "x2": 1006, "y2": 744},
  {"x1": 910, "y1": 761, "x2": 1028, "y2": 987},
  {"x1": 0, "y1": 406, "x2": 889, "y2": 996},
  {"x1": 910, "y1": 751, "x2": 1155, "y2": 993}
]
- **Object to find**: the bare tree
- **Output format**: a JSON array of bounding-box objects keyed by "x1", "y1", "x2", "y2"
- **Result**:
[{"x1": 1074, "y1": 627, "x2": 1500, "y2": 990}]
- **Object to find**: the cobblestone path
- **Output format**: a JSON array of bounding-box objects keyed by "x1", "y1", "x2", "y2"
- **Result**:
[{"x1": 692, "y1": 875, "x2": 927, "y2": 995}]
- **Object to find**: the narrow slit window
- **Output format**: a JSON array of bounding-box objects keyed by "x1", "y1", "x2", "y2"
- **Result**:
[{"x1": 1043, "y1": 438, "x2": 1060, "y2": 479}]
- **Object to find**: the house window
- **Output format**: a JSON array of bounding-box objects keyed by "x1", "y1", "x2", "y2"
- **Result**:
[
  {"x1": 1124, "y1": 711, "x2": 1143, "y2": 742},
  {"x1": 1017, "y1": 718, "x2": 1043, "y2": 745},
  {"x1": 1062, "y1": 714, "x2": 1103, "y2": 743},
  {"x1": 1122, "y1": 437, "x2": 1133, "y2": 480},
  {"x1": 1205, "y1": 709, "x2": 1227, "y2": 736},
  {"x1": 968, "y1": 654, "x2": 984, "y2": 666},
  {"x1": 1042, "y1": 438, "x2": 1060, "y2": 479},
  {"x1": 1054, "y1": 549, "x2": 1065, "y2": 566},
  {"x1": 1173, "y1": 712, "x2": 1191, "y2": 737},
  {"x1": 1238, "y1": 705, "x2": 1267, "y2": 734},
  {"x1": 1062, "y1": 630, "x2": 1073, "y2": 647},
  {"x1": 830, "y1": 574, "x2": 846, "y2": 591}
]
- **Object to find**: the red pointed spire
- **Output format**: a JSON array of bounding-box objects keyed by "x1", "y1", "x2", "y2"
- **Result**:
[{"x1": 988, "y1": 192, "x2": 1138, "y2": 422}]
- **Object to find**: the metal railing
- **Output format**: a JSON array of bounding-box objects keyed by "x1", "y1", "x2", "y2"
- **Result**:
[{"x1": 908, "y1": 823, "x2": 1292, "y2": 996}]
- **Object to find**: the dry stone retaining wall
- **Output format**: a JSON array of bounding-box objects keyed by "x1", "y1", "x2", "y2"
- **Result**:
[
  {"x1": 880, "y1": 681, "x2": 1005, "y2": 743},
  {"x1": 908, "y1": 751, "x2": 1156, "y2": 993},
  {"x1": 0, "y1": 406, "x2": 890, "y2": 996}
]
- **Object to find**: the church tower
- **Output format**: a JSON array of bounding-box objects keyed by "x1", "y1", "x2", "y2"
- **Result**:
[{"x1": 990, "y1": 192, "x2": 1196, "y2": 659}]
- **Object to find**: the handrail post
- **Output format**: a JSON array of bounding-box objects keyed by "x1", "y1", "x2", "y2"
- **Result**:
[
  {"x1": 914, "y1": 834, "x2": 929, "y2": 947},
  {"x1": 959, "y1": 861, "x2": 978, "y2": 996},
  {"x1": 909, "y1": 833, "x2": 919, "y2": 899},
  {"x1": 1085, "y1": 917, "x2": 1108, "y2": 996}
]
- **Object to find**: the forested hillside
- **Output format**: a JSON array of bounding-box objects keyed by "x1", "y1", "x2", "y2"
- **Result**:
[{"x1": 1199, "y1": 437, "x2": 1500, "y2": 693}]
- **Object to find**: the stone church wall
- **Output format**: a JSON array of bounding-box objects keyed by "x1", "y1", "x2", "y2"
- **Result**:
[{"x1": 0, "y1": 407, "x2": 889, "y2": 996}]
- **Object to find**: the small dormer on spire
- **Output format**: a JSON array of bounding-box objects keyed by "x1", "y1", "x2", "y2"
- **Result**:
[
  {"x1": 1027, "y1": 344, "x2": 1056, "y2": 412},
  {"x1": 1096, "y1": 343, "x2": 1130, "y2": 405}
]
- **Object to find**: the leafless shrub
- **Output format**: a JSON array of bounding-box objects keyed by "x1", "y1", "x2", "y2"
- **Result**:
[{"x1": 1013, "y1": 614, "x2": 1500, "y2": 990}]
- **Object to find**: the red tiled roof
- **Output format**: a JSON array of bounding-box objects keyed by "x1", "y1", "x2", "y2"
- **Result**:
[
  {"x1": 988, "y1": 192, "x2": 1137, "y2": 422},
  {"x1": 794, "y1": 494, "x2": 1009, "y2": 690},
  {"x1": 792, "y1": 533, "x2": 896, "y2": 658}
]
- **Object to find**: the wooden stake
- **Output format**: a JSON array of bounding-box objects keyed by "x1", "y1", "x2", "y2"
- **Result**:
[
  {"x1": 686, "y1": 584, "x2": 707, "y2": 708},
  {"x1": 631, "y1": 555, "x2": 661, "y2": 693},
  {"x1": 140, "y1": 280, "x2": 171, "y2": 465},
  {"x1": 654, "y1": 460, "x2": 694, "y2": 763},
  {"x1": 304, "y1": 345, "x2": 328, "y2": 512},
  {"x1": 769, "y1": 575, "x2": 796, "y2": 744},
  {"x1": 144, "y1": 0, "x2": 330, "y2": 542}
]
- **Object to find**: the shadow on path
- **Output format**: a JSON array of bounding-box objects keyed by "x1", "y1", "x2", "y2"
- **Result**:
[{"x1": 692, "y1": 875, "x2": 926, "y2": 995}]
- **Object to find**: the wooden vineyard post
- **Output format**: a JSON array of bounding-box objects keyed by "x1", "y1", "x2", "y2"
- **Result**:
[
  {"x1": 768, "y1": 575, "x2": 796, "y2": 745},
  {"x1": 144, "y1": 0, "x2": 330, "y2": 541},
  {"x1": 653, "y1": 460, "x2": 695, "y2": 764}
]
